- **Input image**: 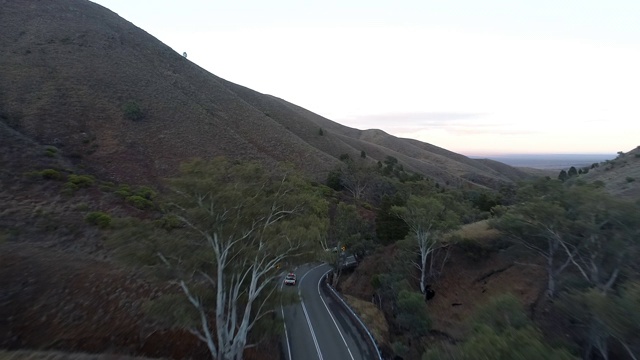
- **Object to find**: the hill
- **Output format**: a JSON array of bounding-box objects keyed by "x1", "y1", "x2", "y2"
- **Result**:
[
  {"x1": 580, "y1": 146, "x2": 640, "y2": 200},
  {"x1": 0, "y1": 0, "x2": 532, "y2": 189}
]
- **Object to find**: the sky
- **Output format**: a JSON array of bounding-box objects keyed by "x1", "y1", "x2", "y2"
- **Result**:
[{"x1": 91, "y1": 0, "x2": 640, "y2": 156}]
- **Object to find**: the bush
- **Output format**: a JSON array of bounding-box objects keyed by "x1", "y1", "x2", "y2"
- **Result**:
[
  {"x1": 44, "y1": 146, "x2": 58, "y2": 157},
  {"x1": 156, "y1": 214, "x2": 183, "y2": 230},
  {"x1": 39, "y1": 169, "x2": 63, "y2": 180},
  {"x1": 126, "y1": 195, "x2": 154, "y2": 209},
  {"x1": 123, "y1": 101, "x2": 144, "y2": 121},
  {"x1": 396, "y1": 290, "x2": 431, "y2": 335},
  {"x1": 67, "y1": 174, "x2": 95, "y2": 188},
  {"x1": 114, "y1": 184, "x2": 132, "y2": 198},
  {"x1": 626, "y1": 177, "x2": 636, "y2": 183},
  {"x1": 85, "y1": 211, "x2": 112, "y2": 228},
  {"x1": 135, "y1": 186, "x2": 157, "y2": 200}
]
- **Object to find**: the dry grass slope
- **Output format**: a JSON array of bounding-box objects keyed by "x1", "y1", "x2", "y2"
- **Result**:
[{"x1": 1, "y1": 0, "x2": 531, "y2": 189}]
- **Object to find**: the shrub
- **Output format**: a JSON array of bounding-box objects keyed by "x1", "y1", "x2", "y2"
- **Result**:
[
  {"x1": 396, "y1": 290, "x2": 431, "y2": 335},
  {"x1": 39, "y1": 169, "x2": 63, "y2": 180},
  {"x1": 134, "y1": 186, "x2": 157, "y2": 200},
  {"x1": 44, "y1": 146, "x2": 58, "y2": 157},
  {"x1": 85, "y1": 211, "x2": 112, "y2": 228},
  {"x1": 99, "y1": 181, "x2": 115, "y2": 191},
  {"x1": 114, "y1": 184, "x2": 132, "y2": 198},
  {"x1": 74, "y1": 203, "x2": 90, "y2": 211},
  {"x1": 67, "y1": 174, "x2": 95, "y2": 188},
  {"x1": 627, "y1": 177, "x2": 636, "y2": 183},
  {"x1": 123, "y1": 101, "x2": 144, "y2": 121},
  {"x1": 127, "y1": 195, "x2": 154, "y2": 209},
  {"x1": 156, "y1": 214, "x2": 182, "y2": 230},
  {"x1": 62, "y1": 182, "x2": 79, "y2": 195}
]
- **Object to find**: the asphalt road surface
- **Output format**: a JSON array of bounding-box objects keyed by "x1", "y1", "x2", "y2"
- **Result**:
[{"x1": 280, "y1": 263, "x2": 377, "y2": 360}]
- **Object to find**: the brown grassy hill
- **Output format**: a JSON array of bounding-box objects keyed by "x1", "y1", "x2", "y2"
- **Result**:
[
  {"x1": 0, "y1": 0, "x2": 532, "y2": 189},
  {"x1": 580, "y1": 146, "x2": 640, "y2": 200}
]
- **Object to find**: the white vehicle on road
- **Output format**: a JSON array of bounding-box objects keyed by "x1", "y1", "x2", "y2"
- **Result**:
[{"x1": 284, "y1": 272, "x2": 297, "y2": 286}]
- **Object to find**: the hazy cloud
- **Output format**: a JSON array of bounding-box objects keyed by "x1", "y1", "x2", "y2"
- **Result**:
[{"x1": 340, "y1": 112, "x2": 541, "y2": 136}]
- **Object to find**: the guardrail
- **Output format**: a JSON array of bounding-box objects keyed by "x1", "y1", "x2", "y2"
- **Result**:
[{"x1": 320, "y1": 272, "x2": 384, "y2": 360}]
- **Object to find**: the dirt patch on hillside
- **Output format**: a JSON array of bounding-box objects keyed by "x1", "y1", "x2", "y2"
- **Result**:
[{"x1": 0, "y1": 244, "x2": 209, "y2": 359}]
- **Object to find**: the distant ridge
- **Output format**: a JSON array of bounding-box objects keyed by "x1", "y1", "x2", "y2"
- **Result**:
[{"x1": 479, "y1": 154, "x2": 615, "y2": 170}]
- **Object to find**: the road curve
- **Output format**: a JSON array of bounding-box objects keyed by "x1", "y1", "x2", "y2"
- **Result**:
[{"x1": 280, "y1": 263, "x2": 377, "y2": 360}]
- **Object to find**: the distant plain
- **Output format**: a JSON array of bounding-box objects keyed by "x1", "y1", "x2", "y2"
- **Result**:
[{"x1": 478, "y1": 153, "x2": 615, "y2": 170}]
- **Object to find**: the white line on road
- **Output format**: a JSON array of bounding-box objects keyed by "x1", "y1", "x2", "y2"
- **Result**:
[
  {"x1": 317, "y1": 269, "x2": 356, "y2": 360},
  {"x1": 279, "y1": 279, "x2": 292, "y2": 360},
  {"x1": 300, "y1": 264, "x2": 326, "y2": 360}
]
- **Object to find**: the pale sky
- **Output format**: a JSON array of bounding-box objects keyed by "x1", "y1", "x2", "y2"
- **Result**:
[{"x1": 91, "y1": 0, "x2": 639, "y2": 156}]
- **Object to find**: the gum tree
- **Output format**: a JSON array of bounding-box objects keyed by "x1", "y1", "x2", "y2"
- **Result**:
[
  {"x1": 164, "y1": 158, "x2": 328, "y2": 360},
  {"x1": 392, "y1": 195, "x2": 459, "y2": 294}
]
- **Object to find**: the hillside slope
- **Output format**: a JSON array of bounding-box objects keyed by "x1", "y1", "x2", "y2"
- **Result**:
[
  {"x1": 580, "y1": 146, "x2": 640, "y2": 200},
  {"x1": 0, "y1": 0, "x2": 531, "y2": 189}
]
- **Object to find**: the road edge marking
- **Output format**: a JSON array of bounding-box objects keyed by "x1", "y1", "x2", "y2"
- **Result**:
[
  {"x1": 317, "y1": 269, "x2": 356, "y2": 360},
  {"x1": 299, "y1": 264, "x2": 326, "y2": 360}
]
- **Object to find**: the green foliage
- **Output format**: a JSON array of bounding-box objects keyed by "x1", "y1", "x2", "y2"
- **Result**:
[
  {"x1": 28, "y1": 168, "x2": 64, "y2": 180},
  {"x1": 360, "y1": 150, "x2": 366, "y2": 158},
  {"x1": 126, "y1": 195, "x2": 154, "y2": 209},
  {"x1": 326, "y1": 169, "x2": 343, "y2": 191},
  {"x1": 155, "y1": 214, "x2": 183, "y2": 230},
  {"x1": 558, "y1": 283, "x2": 640, "y2": 359},
  {"x1": 466, "y1": 190, "x2": 502, "y2": 213},
  {"x1": 375, "y1": 193, "x2": 409, "y2": 245},
  {"x1": 425, "y1": 294, "x2": 577, "y2": 360},
  {"x1": 318, "y1": 127, "x2": 324, "y2": 136},
  {"x1": 326, "y1": 202, "x2": 373, "y2": 263},
  {"x1": 626, "y1": 176, "x2": 635, "y2": 183},
  {"x1": 85, "y1": 211, "x2": 112, "y2": 228},
  {"x1": 558, "y1": 169, "x2": 568, "y2": 182},
  {"x1": 396, "y1": 290, "x2": 431, "y2": 335},
  {"x1": 123, "y1": 101, "x2": 144, "y2": 121},
  {"x1": 470, "y1": 293, "x2": 530, "y2": 332},
  {"x1": 114, "y1": 184, "x2": 132, "y2": 198},
  {"x1": 67, "y1": 174, "x2": 95, "y2": 188},
  {"x1": 339, "y1": 153, "x2": 350, "y2": 162},
  {"x1": 44, "y1": 146, "x2": 58, "y2": 157},
  {"x1": 134, "y1": 186, "x2": 156, "y2": 200},
  {"x1": 568, "y1": 166, "x2": 578, "y2": 177}
]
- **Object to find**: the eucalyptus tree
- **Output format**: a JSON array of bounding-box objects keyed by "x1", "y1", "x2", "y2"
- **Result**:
[
  {"x1": 164, "y1": 158, "x2": 328, "y2": 360},
  {"x1": 392, "y1": 195, "x2": 460, "y2": 294}
]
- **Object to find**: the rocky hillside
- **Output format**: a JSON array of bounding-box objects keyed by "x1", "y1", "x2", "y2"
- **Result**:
[{"x1": 0, "y1": 0, "x2": 531, "y2": 189}]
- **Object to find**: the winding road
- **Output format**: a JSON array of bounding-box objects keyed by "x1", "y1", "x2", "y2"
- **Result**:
[{"x1": 280, "y1": 263, "x2": 378, "y2": 360}]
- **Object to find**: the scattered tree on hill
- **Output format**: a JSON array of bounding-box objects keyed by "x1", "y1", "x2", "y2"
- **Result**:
[
  {"x1": 392, "y1": 195, "x2": 460, "y2": 294},
  {"x1": 162, "y1": 158, "x2": 328, "y2": 360},
  {"x1": 492, "y1": 197, "x2": 575, "y2": 298},
  {"x1": 375, "y1": 194, "x2": 409, "y2": 245},
  {"x1": 322, "y1": 202, "x2": 372, "y2": 286},
  {"x1": 123, "y1": 101, "x2": 144, "y2": 121},
  {"x1": 558, "y1": 169, "x2": 568, "y2": 182},
  {"x1": 340, "y1": 158, "x2": 373, "y2": 200}
]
